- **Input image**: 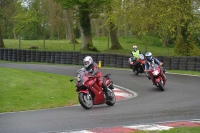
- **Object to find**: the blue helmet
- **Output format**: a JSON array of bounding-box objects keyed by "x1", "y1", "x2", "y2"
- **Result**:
[{"x1": 145, "y1": 52, "x2": 153, "y2": 62}]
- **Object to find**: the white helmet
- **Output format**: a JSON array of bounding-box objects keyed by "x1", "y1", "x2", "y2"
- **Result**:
[
  {"x1": 133, "y1": 45, "x2": 137, "y2": 51},
  {"x1": 145, "y1": 52, "x2": 153, "y2": 62},
  {"x1": 83, "y1": 56, "x2": 93, "y2": 68}
]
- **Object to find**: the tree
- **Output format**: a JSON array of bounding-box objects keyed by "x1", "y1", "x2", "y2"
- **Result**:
[
  {"x1": 54, "y1": 0, "x2": 112, "y2": 51},
  {"x1": 0, "y1": 0, "x2": 14, "y2": 48},
  {"x1": 109, "y1": 0, "x2": 200, "y2": 56}
]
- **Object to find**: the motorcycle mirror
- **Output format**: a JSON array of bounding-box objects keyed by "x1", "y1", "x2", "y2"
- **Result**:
[{"x1": 70, "y1": 79, "x2": 74, "y2": 82}]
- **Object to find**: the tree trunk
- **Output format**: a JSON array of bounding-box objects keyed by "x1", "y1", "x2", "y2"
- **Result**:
[
  {"x1": 80, "y1": 26, "x2": 93, "y2": 50},
  {"x1": 0, "y1": 26, "x2": 5, "y2": 48},
  {"x1": 109, "y1": 22, "x2": 123, "y2": 50},
  {"x1": 79, "y1": 5, "x2": 98, "y2": 51},
  {"x1": 65, "y1": 9, "x2": 77, "y2": 44}
]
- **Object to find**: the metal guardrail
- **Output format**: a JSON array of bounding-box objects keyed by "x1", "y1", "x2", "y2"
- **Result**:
[{"x1": 0, "y1": 48, "x2": 200, "y2": 71}]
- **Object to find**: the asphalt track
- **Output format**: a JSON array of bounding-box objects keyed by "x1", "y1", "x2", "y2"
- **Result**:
[{"x1": 0, "y1": 62, "x2": 200, "y2": 133}]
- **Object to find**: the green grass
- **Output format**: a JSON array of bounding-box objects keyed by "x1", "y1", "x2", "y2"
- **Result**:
[
  {"x1": 133, "y1": 126, "x2": 200, "y2": 133},
  {"x1": 3, "y1": 36, "x2": 174, "y2": 56},
  {"x1": 0, "y1": 66, "x2": 78, "y2": 113}
]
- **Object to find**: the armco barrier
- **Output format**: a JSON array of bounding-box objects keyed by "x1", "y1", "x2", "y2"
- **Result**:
[{"x1": 0, "y1": 48, "x2": 200, "y2": 71}]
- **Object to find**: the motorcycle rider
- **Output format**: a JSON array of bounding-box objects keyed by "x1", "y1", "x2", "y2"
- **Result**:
[
  {"x1": 83, "y1": 56, "x2": 112, "y2": 99},
  {"x1": 130, "y1": 44, "x2": 142, "y2": 70},
  {"x1": 144, "y1": 52, "x2": 167, "y2": 80}
]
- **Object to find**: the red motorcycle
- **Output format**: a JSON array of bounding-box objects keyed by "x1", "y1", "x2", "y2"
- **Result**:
[
  {"x1": 148, "y1": 63, "x2": 167, "y2": 91},
  {"x1": 70, "y1": 68, "x2": 116, "y2": 110},
  {"x1": 129, "y1": 54, "x2": 146, "y2": 75}
]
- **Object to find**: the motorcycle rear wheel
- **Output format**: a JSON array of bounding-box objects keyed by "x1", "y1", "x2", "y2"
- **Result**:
[
  {"x1": 158, "y1": 81, "x2": 164, "y2": 91},
  {"x1": 106, "y1": 89, "x2": 116, "y2": 106},
  {"x1": 78, "y1": 92, "x2": 93, "y2": 110}
]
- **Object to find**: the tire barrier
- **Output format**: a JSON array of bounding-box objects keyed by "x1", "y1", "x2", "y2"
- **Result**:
[
  {"x1": 0, "y1": 49, "x2": 4, "y2": 60},
  {"x1": 0, "y1": 48, "x2": 200, "y2": 71},
  {"x1": 123, "y1": 55, "x2": 130, "y2": 68},
  {"x1": 155, "y1": 56, "x2": 163, "y2": 63},
  {"x1": 79, "y1": 53, "x2": 85, "y2": 65},
  {"x1": 103, "y1": 54, "x2": 110, "y2": 67},
  {"x1": 66, "y1": 52, "x2": 72, "y2": 64},
  {"x1": 171, "y1": 56, "x2": 179, "y2": 70},
  {"x1": 21, "y1": 50, "x2": 26, "y2": 62},
  {"x1": 12, "y1": 49, "x2": 17, "y2": 62},
  {"x1": 8, "y1": 49, "x2": 13, "y2": 61},
  {"x1": 3, "y1": 49, "x2": 8, "y2": 61},
  {"x1": 163, "y1": 56, "x2": 171, "y2": 70},
  {"x1": 55, "y1": 51, "x2": 61, "y2": 64},
  {"x1": 40, "y1": 51, "x2": 46, "y2": 63},
  {"x1": 187, "y1": 56, "x2": 196, "y2": 71},
  {"x1": 196, "y1": 57, "x2": 200, "y2": 72},
  {"x1": 116, "y1": 54, "x2": 123, "y2": 68},
  {"x1": 26, "y1": 50, "x2": 31, "y2": 62},
  {"x1": 90, "y1": 53, "x2": 98, "y2": 63},
  {"x1": 60, "y1": 52, "x2": 66, "y2": 64},
  {"x1": 97, "y1": 53, "x2": 104, "y2": 66},
  {"x1": 109, "y1": 54, "x2": 117, "y2": 67},
  {"x1": 179, "y1": 56, "x2": 187, "y2": 70},
  {"x1": 17, "y1": 49, "x2": 21, "y2": 62},
  {"x1": 46, "y1": 51, "x2": 51, "y2": 63},
  {"x1": 50, "y1": 51, "x2": 55, "y2": 63},
  {"x1": 31, "y1": 50, "x2": 36, "y2": 62},
  {"x1": 36, "y1": 51, "x2": 41, "y2": 62},
  {"x1": 72, "y1": 52, "x2": 79, "y2": 65}
]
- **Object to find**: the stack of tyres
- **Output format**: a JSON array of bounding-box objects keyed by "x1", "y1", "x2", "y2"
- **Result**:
[
  {"x1": 171, "y1": 56, "x2": 179, "y2": 70},
  {"x1": 46, "y1": 51, "x2": 51, "y2": 63},
  {"x1": 72, "y1": 52, "x2": 79, "y2": 65},
  {"x1": 109, "y1": 54, "x2": 117, "y2": 67},
  {"x1": 31, "y1": 50, "x2": 36, "y2": 62},
  {"x1": 12, "y1": 49, "x2": 17, "y2": 62},
  {"x1": 78, "y1": 53, "x2": 85, "y2": 65},
  {"x1": 55, "y1": 51, "x2": 61, "y2": 64},
  {"x1": 8, "y1": 49, "x2": 13, "y2": 61},
  {"x1": 36, "y1": 51, "x2": 41, "y2": 62},
  {"x1": 196, "y1": 57, "x2": 200, "y2": 72},
  {"x1": 187, "y1": 57, "x2": 197, "y2": 71},
  {"x1": 60, "y1": 52, "x2": 66, "y2": 64},
  {"x1": 17, "y1": 49, "x2": 21, "y2": 62},
  {"x1": 97, "y1": 53, "x2": 104, "y2": 66},
  {"x1": 66, "y1": 52, "x2": 72, "y2": 64},
  {"x1": 116, "y1": 54, "x2": 123, "y2": 68},
  {"x1": 0, "y1": 49, "x2": 4, "y2": 60},
  {"x1": 103, "y1": 54, "x2": 110, "y2": 67},
  {"x1": 3, "y1": 49, "x2": 8, "y2": 61},
  {"x1": 26, "y1": 50, "x2": 31, "y2": 62},
  {"x1": 123, "y1": 55, "x2": 130, "y2": 68},
  {"x1": 179, "y1": 56, "x2": 187, "y2": 70},
  {"x1": 21, "y1": 50, "x2": 26, "y2": 62},
  {"x1": 163, "y1": 56, "x2": 171, "y2": 70},
  {"x1": 41, "y1": 51, "x2": 46, "y2": 63}
]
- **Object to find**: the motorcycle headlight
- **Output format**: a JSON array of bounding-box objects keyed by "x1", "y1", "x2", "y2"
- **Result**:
[
  {"x1": 77, "y1": 74, "x2": 81, "y2": 81},
  {"x1": 152, "y1": 70, "x2": 159, "y2": 76}
]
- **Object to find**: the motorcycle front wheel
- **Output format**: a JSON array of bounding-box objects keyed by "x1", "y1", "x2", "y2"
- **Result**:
[
  {"x1": 78, "y1": 92, "x2": 93, "y2": 110},
  {"x1": 158, "y1": 81, "x2": 164, "y2": 91},
  {"x1": 106, "y1": 89, "x2": 116, "y2": 106}
]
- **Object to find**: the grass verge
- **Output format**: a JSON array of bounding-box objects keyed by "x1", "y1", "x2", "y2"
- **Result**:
[{"x1": 0, "y1": 66, "x2": 78, "y2": 113}]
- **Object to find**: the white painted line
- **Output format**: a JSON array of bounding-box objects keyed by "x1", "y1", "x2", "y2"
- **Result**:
[{"x1": 124, "y1": 124, "x2": 173, "y2": 131}]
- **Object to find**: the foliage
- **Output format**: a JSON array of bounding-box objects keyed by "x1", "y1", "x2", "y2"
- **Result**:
[{"x1": 109, "y1": 0, "x2": 200, "y2": 56}]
